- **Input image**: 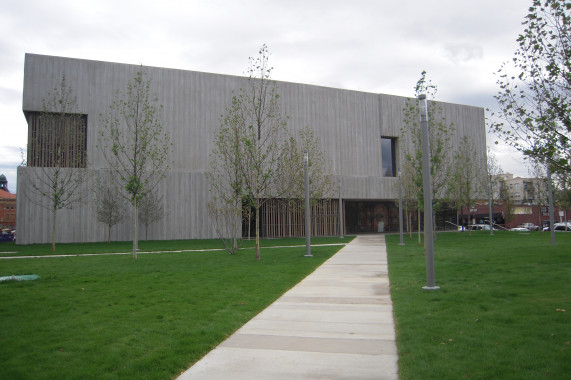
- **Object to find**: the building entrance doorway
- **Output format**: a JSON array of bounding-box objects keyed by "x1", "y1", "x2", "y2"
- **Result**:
[{"x1": 345, "y1": 201, "x2": 397, "y2": 234}]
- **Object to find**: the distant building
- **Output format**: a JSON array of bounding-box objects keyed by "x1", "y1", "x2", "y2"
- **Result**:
[
  {"x1": 455, "y1": 173, "x2": 570, "y2": 229},
  {"x1": 493, "y1": 173, "x2": 545, "y2": 204},
  {"x1": 0, "y1": 174, "x2": 16, "y2": 230},
  {"x1": 18, "y1": 54, "x2": 486, "y2": 244}
]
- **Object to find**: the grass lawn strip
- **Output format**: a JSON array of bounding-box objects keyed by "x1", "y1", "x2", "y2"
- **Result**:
[
  {"x1": 0, "y1": 237, "x2": 351, "y2": 379},
  {"x1": 0, "y1": 237, "x2": 346, "y2": 257},
  {"x1": 386, "y1": 231, "x2": 570, "y2": 380},
  {"x1": 0, "y1": 243, "x2": 347, "y2": 260}
]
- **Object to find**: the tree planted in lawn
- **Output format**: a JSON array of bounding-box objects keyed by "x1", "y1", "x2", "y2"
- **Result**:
[
  {"x1": 137, "y1": 190, "x2": 164, "y2": 241},
  {"x1": 93, "y1": 172, "x2": 126, "y2": 243},
  {"x1": 275, "y1": 127, "x2": 334, "y2": 238},
  {"x1": 401, "y1": 71, "x2": 454, "y2": 242},
  {"x1": 278, "y1": 127, "x2": 333, "y2": 203},
  {"x1": 23, "y1": 74, "x2": 88, "y2": 252},
  {"x1": 481, "y1": 147, "x2": 503, "y2": 234},
  {"x1": 216, "y1": 45, "x2": 289, "y2": 260},
  {"x1": 99, "y1": 68, "x2": 172, "y2": 258},
  {"x1": 449, "y1": 136, "x2": 484, "y2": 235},
  {"x1": 207, "y1": 93, "x2": 248, "y2": 254},
  {"x1": 527, "y1": 161, "x2": 550, "y2": 230}
]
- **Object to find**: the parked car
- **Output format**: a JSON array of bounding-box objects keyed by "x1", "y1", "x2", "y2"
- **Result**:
[
  {"x1": 543, "y1": 222, "x2": 571, "y2": 231},
  {"x1": 459, "y1": 224, "x2": 496, "y2": 231},
  {"x1": 0, "y1": 230, "x2": 14, "y2": 243},
  {"x1": 510, "y1": 226, "x2": 530, "y2": 232},
  {"x1": 518, "y1": 223, "x2": 540, "y2": 231}
]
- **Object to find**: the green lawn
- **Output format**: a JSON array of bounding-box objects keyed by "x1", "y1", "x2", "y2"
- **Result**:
[
  {"x1": 386, "y1": 231, "x2": 571, "y2": 380},
  {"x1": 0, "y1": 237, "x2": 350, "y2": 379},
  {"x1": 0, "y1": 236, "x2": 345, "y2": 257}
]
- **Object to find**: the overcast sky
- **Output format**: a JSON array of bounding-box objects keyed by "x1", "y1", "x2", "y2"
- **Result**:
[{"x1": 0, "y1": 0, "x2": 533, "y2": 193}]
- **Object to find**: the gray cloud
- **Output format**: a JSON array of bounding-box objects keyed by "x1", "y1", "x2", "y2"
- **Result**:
[
  {"x1": 0, "y1": 0, "x2": 534, "y2": 181},
  {"x1": 443, "y1": 43, "x2": 484, "y2": 64}
]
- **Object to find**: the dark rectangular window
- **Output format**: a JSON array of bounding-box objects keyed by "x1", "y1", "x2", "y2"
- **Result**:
[
  {"x1": 26, "y1": 111, "x2": 87, "y2": 168},
  {"x1": 381, "y1": 137, "x2": 397, "y2": 177}
]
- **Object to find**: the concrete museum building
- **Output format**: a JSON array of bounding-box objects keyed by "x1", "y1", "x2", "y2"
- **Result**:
[{"x1": 17, "y1": 54, "x2": 486, "y2": 244}]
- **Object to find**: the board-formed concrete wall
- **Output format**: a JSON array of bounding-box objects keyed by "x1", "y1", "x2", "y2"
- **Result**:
[{"x1": 17, "y1": 53, "x2": 485, "y2": 244}]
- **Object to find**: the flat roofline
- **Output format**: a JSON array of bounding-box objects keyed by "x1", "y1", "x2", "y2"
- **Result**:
[{"x1": 24, "y1": 53, "x2": 484, "y2": 110}]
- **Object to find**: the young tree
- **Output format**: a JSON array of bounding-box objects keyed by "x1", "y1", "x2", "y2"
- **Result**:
[
  {"x1": 227, "y1": 45, "x2": 289, "y2": 260},
  {"x1": 24, "y1": 74, "x2": 87, "y2": 252},
  {"x1": 207, "y1": 96, "x2": 246, "y2": 254},
  {"x1": 492, "y1": 0, "x2": 571, "y2": 174},
  {"x1": 527, "y1": 161, "x2": 550, "y2": 230},
  {"x1": 276, "y1": 127, "x2": 334, "y2": 237},
  {"x1": 499, "y1": 180, "x2": 516, "y2": 226},
  {"x1": 278, "y1": 127, "x2": 333, "y2": 204},
  {"x1": 137, "y1": 190, "x2": 164, "y2": 241},
  {"x1": 449, "y1": 136, "x2": 484, "y2": 235},
  {"x1": 399, "y1": 153, "x2": 421, "y2": 242},
  {"x1": 93, "y1": 173, "x2": 126, "y2": 243},
  {"x1": 447, "y1": 158, "x2": 465, "y2": 232},
  {"x1": 401, "y1": 71, "x2": 454, "y2": 242},
  {"x1": 99, "y1": 68, "x2": 172, "y2": 258},
  {"x1": 481, "y1": 147, "x2": 503, "y2": 234}
]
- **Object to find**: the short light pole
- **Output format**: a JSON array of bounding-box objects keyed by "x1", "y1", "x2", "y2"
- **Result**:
[
  {"x1": 398, "y1": 171, "x2": 405, "y2": 246},
  {"x1": 304, "y1": 150, "x2": 312, "y2": 257},
  {"x1": 419, "y1": 94, "x2": 439, "y2": 290}
]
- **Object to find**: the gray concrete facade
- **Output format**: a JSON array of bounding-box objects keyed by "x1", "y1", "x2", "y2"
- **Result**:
[{"x1": 18, "y1": 53, "x2": 485, "y2": 244}]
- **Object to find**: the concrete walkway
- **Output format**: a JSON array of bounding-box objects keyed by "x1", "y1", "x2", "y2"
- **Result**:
[{"x1": 177, "y1": 235, "x2": 399, "y2": 380}]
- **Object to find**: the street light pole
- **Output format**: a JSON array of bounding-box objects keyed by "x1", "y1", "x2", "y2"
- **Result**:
[
  {"x1": 398, "y1": 171, "x2": 405, "y2": 246},
  {"x1": 304, "y1": 150, "x2": 312, "y2": 257},
  {"x1": 419, "y1": 94, "x2": 439, "y2": 290}
]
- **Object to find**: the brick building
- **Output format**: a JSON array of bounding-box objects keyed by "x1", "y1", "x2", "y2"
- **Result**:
[{"x1": 0, "y1": 174, "x2": 16, "y2": 230}]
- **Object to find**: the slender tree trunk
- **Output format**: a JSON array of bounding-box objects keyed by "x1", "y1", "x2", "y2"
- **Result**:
[
  {"x1": 232, "y1": 199, "x2": 239, "y2": 253},
  {"x1": 417, "y1": 208, "x2": 421, "y2": 245},
  {"x1": 489, "y1": 194, "x2": 494, "y2": 236},
  {"x1": 255, "y1": 205, "x2": 260, "y2": 260},
  {"x1": 133, "y1": 200, "x2": 138, "y2": 259},
  {"x1": 108, "y1": 224, "x2": 111, "y2": 244},
  {"x1": 433, "y1": 212, "x2": 437, "y2": 241},
  {"x1": 408, "y1": 210, "x2": 412, "y2": 239},
  {"x1": 247, "y1": 206, "x2": 252, "y2": 240},
  {"x1": 404, "y1": 204, "x2": 409, "y2": 236},
  {"x1": 51, "y1": 206, "x2": 57, "y2": 252},
  {"x1": 538, "y1": 204, "x2": 543, "y2": 233}
]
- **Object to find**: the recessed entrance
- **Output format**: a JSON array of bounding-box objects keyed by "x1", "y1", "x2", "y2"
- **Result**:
[{"x1": 345, "y1": 201, "x2": 398, "y2": 234}]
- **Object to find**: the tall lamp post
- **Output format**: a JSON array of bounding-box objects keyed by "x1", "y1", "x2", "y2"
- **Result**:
[
  {"x1": 419, "y1": 94, "x2": 439, "y2": 290},
  {"x1": 304, "y1": 150, "x2": 312, "y2": 257},
  {"x1": 398, "y1": 171, "x2": 405, "y2": 246}
]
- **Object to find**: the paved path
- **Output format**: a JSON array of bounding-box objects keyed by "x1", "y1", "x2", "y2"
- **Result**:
[{"x1": 177, "y1": 235, "x2": 399, "y2": 380}]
